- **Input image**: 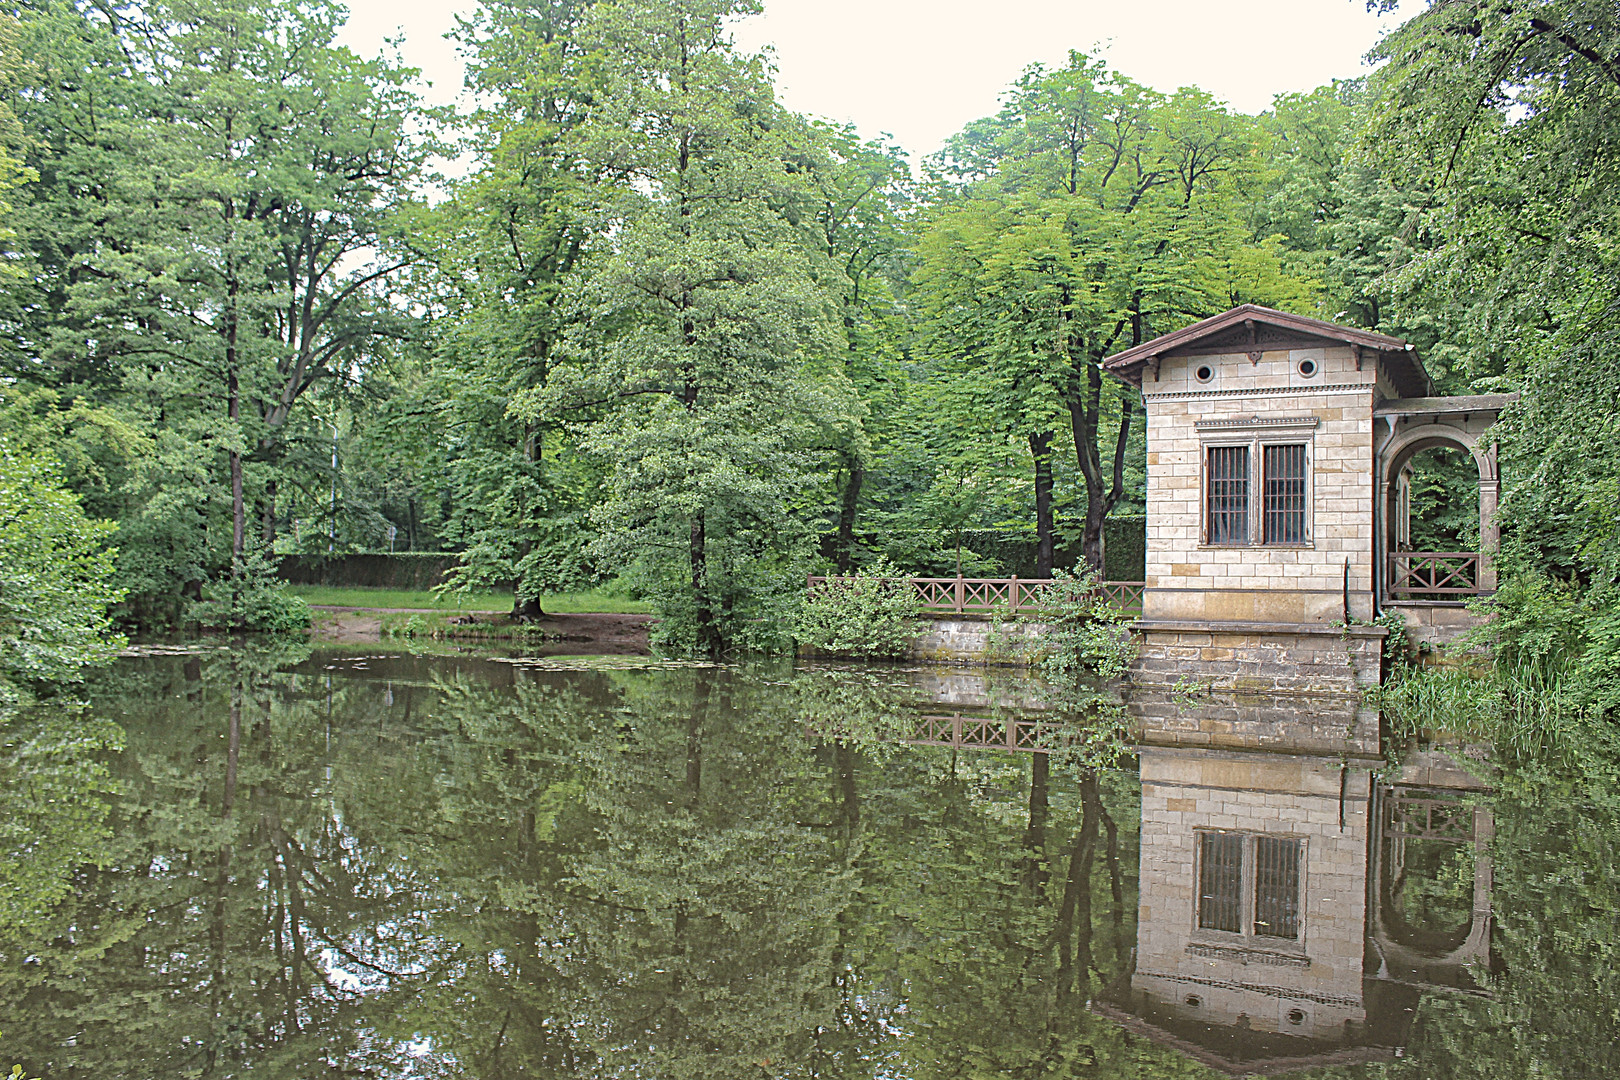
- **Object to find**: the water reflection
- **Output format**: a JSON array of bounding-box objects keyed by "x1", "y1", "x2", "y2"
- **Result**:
[
  {"x1": 1107, "y1": 691, "x2": 1493, "y2": 1073},
  {"x1": 5, "y1": 648, "x2": 1153, "y2": 1077},
  {"x1": 6, "y1": 645, "x2": 1614, "y2": 1078}
]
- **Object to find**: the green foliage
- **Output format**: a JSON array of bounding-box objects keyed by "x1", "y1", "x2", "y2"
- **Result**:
[
  {"x1": 1364, "y1": 0, "x2": 1620, "y2": 718},
  {"x1": 912, "y1": 53, "x2": 1317, "y2": 570},
  {"x1": 0, "y1": 709, "x2": 122, "y2": 943},
  {"x1": 1023, "y1": 568, "x2": 1139, "y2": 770},
  {"x1": 0, "y1": 445, "x2": 124, "y2": 710},
  {"x1": 1, "y1": 648, "x2": 1188, "y2": 1076},
  {"x1": 0, "y1": 440, "x2": 125, "y2": 950},
  {"x1": 512, "y1": 0, "x2": 859, "y2": 654},
  {"x1": 184, "y1": 548, "x2": 311, "y2": 634},
  {"x1": 793, "y1": 561, "x2": 922, "y2": 659},
  {"x1": 1039, "y1": 568, "x2": 1139, "y2": 687},
  {"x1": 1374, "y1": 656, "x2": 1600, "y2": 762},
  {"x1": 4, "y1": 0, "x2": 442, "y2": 627}
]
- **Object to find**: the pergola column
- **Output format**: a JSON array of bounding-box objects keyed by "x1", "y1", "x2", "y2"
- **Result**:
[{"x1": 1477, "y1": 442, "x2": 1500, "y2": 592}]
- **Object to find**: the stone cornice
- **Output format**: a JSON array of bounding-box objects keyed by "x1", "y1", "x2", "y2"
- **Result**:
[
  {"x1": 1195, "y1": 415, "x2": 1322, "y2": 433},
  {"x1": 1144, "y1": 383, "x2": 1375, "y2": 403}
]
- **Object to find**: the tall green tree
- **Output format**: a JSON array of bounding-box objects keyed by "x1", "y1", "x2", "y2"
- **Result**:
[
  {"x1": 802, "y1": 121, "x2": 913, "y2": 573},
  {"x1": 918, "y1": 55, "x2": 1312, "y2": 569},
  {"x1": 0, "y1": 444, "x2": 122, "y2": 712},
  {"x1": 1366, "y1": 0, "x2": 1620, "y2": 713},
  {"x1": 519, "y1": 0, "x2": 857, "y2": 654},
  {"x1": 5, "y1": 0, "x2": 439, "y2": 626},
  {"x1": 427, "y1": 0, "x2": 601, "y2": 618},
  {"x1": 0, "y1": 11, "x2": 27, "y2": 273}
]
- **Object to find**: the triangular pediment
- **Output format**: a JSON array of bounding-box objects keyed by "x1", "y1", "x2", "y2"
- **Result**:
[
  {"x1": 1156, "y1": 319, "x2": 1351, "y2": 356},
  {"x1": 1104, "y1": 304, "x2": 1429, "y2": 396}
]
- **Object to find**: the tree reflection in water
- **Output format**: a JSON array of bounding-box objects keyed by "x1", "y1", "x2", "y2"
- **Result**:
[{"x1": 1, "y1": 646, "x2": 1615, "y2": 1078}]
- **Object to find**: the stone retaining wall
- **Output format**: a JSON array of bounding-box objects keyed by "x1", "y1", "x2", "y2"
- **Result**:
[
  {"x1": 907, "y1": 616, "x2": 1052, "y2": 664},
  {"x1": 1130, "y1": 619, "x2": 1385, "y2": 695},
  {"x1": 1129, "y1": 688, "x2": 1380, "y2": 758},
  {"x1": 1384, "y1": 600, "x2": 1485, "y2": 651}
]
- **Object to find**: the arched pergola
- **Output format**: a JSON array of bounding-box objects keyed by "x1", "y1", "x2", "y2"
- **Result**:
[
  {"x1": 1373, "y1": 395, "x2": 1515, "y2": 609},
  {"x1": 1369, "y1": 780, "x2": 1494, "y2": 992}
]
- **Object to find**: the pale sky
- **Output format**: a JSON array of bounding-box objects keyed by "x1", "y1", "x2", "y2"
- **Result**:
[{"x1": 337, "y1": 0, "x2": 1413, "y2": 162}]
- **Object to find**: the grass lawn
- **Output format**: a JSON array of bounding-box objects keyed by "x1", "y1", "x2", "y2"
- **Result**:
[{"x1": 288, "y1": 585, "x2": 653, "y2": 615}]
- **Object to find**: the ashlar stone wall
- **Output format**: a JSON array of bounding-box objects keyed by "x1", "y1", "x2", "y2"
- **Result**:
[
  {"x1": 1133, "y1": 747, "x2": 1373, "y2": 1043},
  {"x1": 1130, "y1": 622, "x2": 1387, "y2": 698},
  {"x1": 1143, "y1": 344, "x2": 1379, "y2": 624}
]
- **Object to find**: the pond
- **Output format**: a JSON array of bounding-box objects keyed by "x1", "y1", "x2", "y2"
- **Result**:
[{"x1": 3, "y1": 642, "x2": 1617, "y2": 1078}]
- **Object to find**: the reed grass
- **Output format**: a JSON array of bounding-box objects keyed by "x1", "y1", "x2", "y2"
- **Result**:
[{"x1": 1376, "y1": 656, "x2": 1599, "y2": 759}]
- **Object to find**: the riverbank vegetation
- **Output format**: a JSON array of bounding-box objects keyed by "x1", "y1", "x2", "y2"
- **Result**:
[{"x1": 1, "y1": 1, "x2": 1615, "y2": 696}]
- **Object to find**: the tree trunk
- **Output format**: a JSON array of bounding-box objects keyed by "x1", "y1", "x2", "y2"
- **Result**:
[
  {"x1": 261, "y1": 476, "x2": 277, "y2": 545},
  {"x1": 834, "y1": 456, "x2": 865, "y2": 574},
  {"x1": 1053, "y1": 768, "x2": 1101, "y2": 1004},
  {"x1": 228, "y1": 364, "x2": 244, "y2": 616},
  {"x1": 224, "y1": 107, "x2": 245, "y2": 622},
  {"x1": 1065, "y1": 367, "x2": 1134, "y2": 573},
  {"x1": 835, "y1": 740, "x2": 860, "y2": 843},
  {"x1": 1029, "y1": 431, "x2": 1055, "y2": 577},
  {"x1": 207, "y1": 664, "x2": 242, "y2": 1069},
  {"x1": 1023, "y1": 751, "x2": 1051, "y2": 891},
  {"x1": 690, "y1": 507, "x2": 718, "y2": 656},
  {"x1": 1099, "y1": 796, "x2": 1128, "y2": 974}
]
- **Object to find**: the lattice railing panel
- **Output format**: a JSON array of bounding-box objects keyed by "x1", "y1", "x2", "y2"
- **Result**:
[
  {"x1": 806, "y1": 576, "x2": 1147, "y2": 615},
  {"x1": 1389, "y1": 553, "x2": 1482, "y2": 596}
]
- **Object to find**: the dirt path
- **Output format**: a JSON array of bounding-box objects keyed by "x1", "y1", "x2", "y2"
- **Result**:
[{"x1": 308, "y1": 606, "x2": 652, "y2": 649}]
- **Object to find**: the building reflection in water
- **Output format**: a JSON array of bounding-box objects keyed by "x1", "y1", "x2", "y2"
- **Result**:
[{"x1": 1100, "y1": 687, "x2": 1494, "y2": 1074}]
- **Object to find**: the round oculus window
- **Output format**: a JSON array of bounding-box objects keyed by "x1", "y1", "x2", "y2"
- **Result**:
[
  {"x1": 1287, "y1": 1008, "x2": 1307, "y2": 1026},
  {"x1": 1298, "y1": 358, "x2": 1318, "y2": 378},
  {"x1": 1194, "y1": 364, "x2": 1215, "y2": 383},
  {"x1": 1185, "y1": 995, "x2": 1203, "y2": 1009}
]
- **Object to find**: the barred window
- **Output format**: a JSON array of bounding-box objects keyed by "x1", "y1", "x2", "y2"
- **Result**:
[
  {"x1": 1263, "y1": 444, "x2": 1308, "y2": 544},
  {"x1": 1206, "y1": 445, "x2": 1250, "y2": 544},
  {"x1": 1197, "y1": 831, "x2": 1244, "y2": 932},
  {"x1": 1195, "y1": 831, "x2": 1303, "y2": 942},
  {"x1": 1253, "y1": 835, "x2": 1302, "y2": 939}
]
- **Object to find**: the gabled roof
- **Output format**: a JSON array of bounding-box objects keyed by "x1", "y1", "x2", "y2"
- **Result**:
[{"x1": 1104, "y1": 304, "x2": 1431, "y2": 397}]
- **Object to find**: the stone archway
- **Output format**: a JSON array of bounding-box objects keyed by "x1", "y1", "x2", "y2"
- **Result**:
[
  {"x1": 1373, "y1": 397, "x2": 1512, "y2": 619},
  {"x1": 1369, "y1": 783, "x2": 1494, "y2": 992}
]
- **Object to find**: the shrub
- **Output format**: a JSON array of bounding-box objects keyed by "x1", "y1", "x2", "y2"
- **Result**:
[
  {"x1": 1038, "y1": 567, "x2": 1139, "y2": 686},
  {"x1": 0, "y1": 444, "x2": 125, "y2": 712},
  {"x1": 1035, "y1": 567, "x2": 1139, "y2": 769},
  {"x1": 793, "y1": 560, "x2": 922, "y2": 659},
  {"x1": 186, "y1": 548, "x2": 311, "y2": 634}
]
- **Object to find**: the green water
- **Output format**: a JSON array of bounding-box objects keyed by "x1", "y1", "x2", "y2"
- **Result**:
[{"x1": 2, "y1": 642, "x2": 1617, "y2": 1078}]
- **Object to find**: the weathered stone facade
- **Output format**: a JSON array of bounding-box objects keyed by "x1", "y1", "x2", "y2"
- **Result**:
[
  {"x1": 1129, "y1": 686, "x2": 1379, "y2": 759},
  {"x1": 1139, "y1": 342, "x2": 1383, "y2": 625},
  {"x1": 1130, "y1": 620, "x2": 1386, "y2": 697},
  {"x1": 1104, "y1": 305, "x2": 1513, "y2": 666},
  {"x1": 906, "y1": 615, "x2": 1050, "y2": 664},
  {"x1": 1109, "y1": 692, "x2": 1494, "y2": 1068},
  {"x1": 1133, "y1": 746, "x2": 1375, "y2": 1043}
]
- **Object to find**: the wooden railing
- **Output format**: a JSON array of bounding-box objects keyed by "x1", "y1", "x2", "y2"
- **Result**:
[
  {"x1": 807, "y1": 713, "x2": 1068, "y2": 754},
  {"x1": 805, "y1": 575, "x2": 1146, "y2": 615},
  {"x1": 909, "y1": 713, "x2": 1067, "y2": 753},
  {"x1": 1389, "y1": 552, "x2": 1483, "y2": 597}
]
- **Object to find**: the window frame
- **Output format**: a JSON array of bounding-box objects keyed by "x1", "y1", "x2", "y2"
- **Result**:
[
  {"x1": 1204, "y1": 442, "x2": 1252, "y2": 546},
  {"x1": 1193, "y1": 829, "x2": 1308, "y2": 948},
  {"x1": 1196, "y1": 416, "x2": 1319, "y2": 548},
  {"x1": 1262, "y1": 443, "x2": 1309, "y2": 546}
]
